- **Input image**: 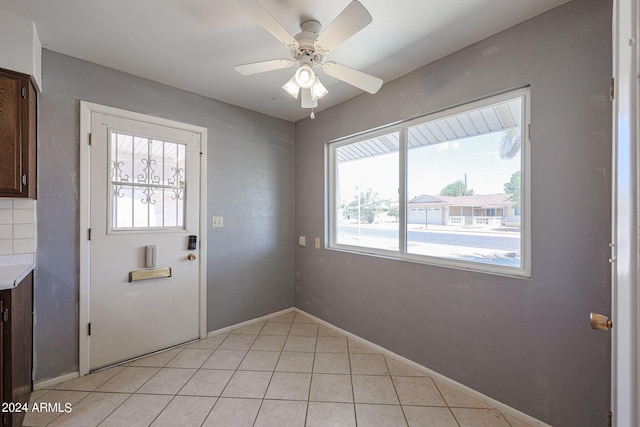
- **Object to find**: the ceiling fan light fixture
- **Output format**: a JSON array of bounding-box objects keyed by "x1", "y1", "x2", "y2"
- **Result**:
[
  {"x1": 236, "y1": 0, "x2": 381, "y2": 117},
  {"x1": 282, "y1": 75, "x2": 300, "y2": 99},
  {"x1": 311, "y1": 77, "x2": 328, "y2": 100},
  {"x1": 295, "y1": 64, "x2": 315, "y2": 89}
]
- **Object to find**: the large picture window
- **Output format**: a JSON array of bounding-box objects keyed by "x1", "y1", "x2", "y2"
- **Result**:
[{"x1": 327, "y1": 88, "x2": 530, "y2": 277}]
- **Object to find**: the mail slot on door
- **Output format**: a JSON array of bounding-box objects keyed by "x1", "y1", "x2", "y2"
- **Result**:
[{"x1": 128, "y1": 245, "x2": 172, "y2": 282}]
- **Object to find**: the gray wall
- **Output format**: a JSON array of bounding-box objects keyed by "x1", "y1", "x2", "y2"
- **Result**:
[
  {"x1": 294, "y1": 1, "x2": 612, "y2": 426},
  {"x1": 35, "y1": 50, "x2": 295, "y2": 381}
]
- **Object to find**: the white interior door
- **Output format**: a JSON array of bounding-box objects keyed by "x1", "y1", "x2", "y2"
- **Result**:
[{"x1": 88, "y1": 112, "x2": 202, "y2": 370}]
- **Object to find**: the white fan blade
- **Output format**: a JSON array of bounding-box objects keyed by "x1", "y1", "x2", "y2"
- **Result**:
[
  {"x1": 234, "y1": 59, "x2": 294, "y2": 76},
  {"x1": 315, "y1": 0, "x2": 372, "y2": 54},
  {"x1": 300, "y1": 88, "x2": 317, "y2": 108},
  {"x1": 323, "y1": 61, "x2": 382, "y2": 94},
  {"x1": 239, "y1": 0, "x2": 299, "y2": 50}
]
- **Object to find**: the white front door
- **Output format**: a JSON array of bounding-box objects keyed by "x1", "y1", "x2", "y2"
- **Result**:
[{"x1": 87, "y1": 111, "x2": 203, "y2": 370}]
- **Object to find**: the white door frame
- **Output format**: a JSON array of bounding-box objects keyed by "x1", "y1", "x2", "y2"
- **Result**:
[
  {"x1": 611, "y1": 0, "x2": 639, "y2": 425},
  {"x1": 78, "y1": 101, "x2": 208, "y2": 376}
]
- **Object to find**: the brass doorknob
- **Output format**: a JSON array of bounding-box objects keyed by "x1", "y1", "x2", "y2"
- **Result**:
[
  {"x1": 187, "y1": 253, "x2": 196, "y2": 261},
  {"x1": 590, "y1": 312, "x2": 612, "y2": 330}
]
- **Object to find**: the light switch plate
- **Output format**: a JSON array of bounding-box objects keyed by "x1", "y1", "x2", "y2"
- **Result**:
[{"x1": 211, "y1": 216, "x2": 224, "y2": 228}]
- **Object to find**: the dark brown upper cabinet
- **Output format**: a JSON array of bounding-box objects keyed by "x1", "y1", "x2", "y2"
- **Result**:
[{"x1": 0, "y1": 68, "x2": 36, "y2": 199}]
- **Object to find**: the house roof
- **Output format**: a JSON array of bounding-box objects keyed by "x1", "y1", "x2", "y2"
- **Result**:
[
  {"x1": 408, "y1": 194, "x2": 514, "y2": 207},
  {"x1": 408, "y1": 195, "x2": 446, "y2": 204}
]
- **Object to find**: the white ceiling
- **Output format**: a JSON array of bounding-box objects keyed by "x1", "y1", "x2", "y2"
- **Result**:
[{"x1": 0, "y1": 0, "x2": 568, "y2": 122}]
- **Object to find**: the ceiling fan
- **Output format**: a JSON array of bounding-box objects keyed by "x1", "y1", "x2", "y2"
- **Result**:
[{"x1": 234, "y1": 0, "x2": 383, "y2": 115}]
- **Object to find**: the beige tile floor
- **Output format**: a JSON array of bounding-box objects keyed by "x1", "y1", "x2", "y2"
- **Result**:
[{"x1": 25, "y1": 312, "x2": 534, "y2": 427}]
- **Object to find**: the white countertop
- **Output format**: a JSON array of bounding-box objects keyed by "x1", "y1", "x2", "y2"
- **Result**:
[{"x1": 0, "y1": 254, "x2": 35, "y2": 290}]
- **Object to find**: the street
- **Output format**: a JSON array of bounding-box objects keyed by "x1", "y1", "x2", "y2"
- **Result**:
[{"x1": 338, "y1": 224, "x2": 520, "y2": 251}]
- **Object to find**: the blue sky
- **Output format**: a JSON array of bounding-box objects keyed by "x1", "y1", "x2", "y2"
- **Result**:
[{"x1": 337, "y1": 131, "x2": 521, "y2": 202}]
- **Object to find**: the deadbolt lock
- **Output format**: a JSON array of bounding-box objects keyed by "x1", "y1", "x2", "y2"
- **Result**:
[
  {"x1": 187, "y1": 253, "x2": 196, "y2": 261},
  {"x1": 590, "y1": 312, "x2": 612, "y2": 330}
]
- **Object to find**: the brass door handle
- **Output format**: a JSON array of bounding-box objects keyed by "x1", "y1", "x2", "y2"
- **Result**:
[
  {"x1": 187, "y1": 253, "x2": 196, "y2": 261},
  {"x1": 590, "y1": 312, "x2": 612, "y2": 330}
]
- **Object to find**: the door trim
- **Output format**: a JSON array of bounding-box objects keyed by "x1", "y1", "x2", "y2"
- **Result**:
[
  {"x1": 611, "y1": 0, "x2": 639, "y2": 424},
  {"x1": 78, "y1": 101, "x2": 208, "y2": 376}
]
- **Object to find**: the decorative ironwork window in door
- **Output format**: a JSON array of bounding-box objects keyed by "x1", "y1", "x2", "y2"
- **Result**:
[{"x1": 110, "y1": 132, "x2": 186, "y2": 230}]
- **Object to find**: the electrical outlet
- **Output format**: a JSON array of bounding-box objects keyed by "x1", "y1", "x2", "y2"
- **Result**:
[
  {"x1": 315, "y1": 237, "x2": 321, "y2": 249},
  {"x1": 211, "y1": 216, "x2": 224, "y2": 228}
]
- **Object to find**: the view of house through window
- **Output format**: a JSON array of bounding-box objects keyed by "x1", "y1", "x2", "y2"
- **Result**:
[{"x1": 329, "y1": 89, "x2": 529, "y2": 276}]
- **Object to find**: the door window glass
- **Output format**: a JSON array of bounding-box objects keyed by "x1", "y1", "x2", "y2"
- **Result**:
[{"x1": 109, "y1": 132, "x2": 186, "y2": 230}]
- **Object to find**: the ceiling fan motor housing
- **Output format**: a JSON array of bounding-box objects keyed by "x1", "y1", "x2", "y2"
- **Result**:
[{"x1": 292, "y1": 20, "x2": 324, "y2": 66}]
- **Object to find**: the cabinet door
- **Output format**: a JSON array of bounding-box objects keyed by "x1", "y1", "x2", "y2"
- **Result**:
[
  {"x1": 0, "y1": 69, "x2": 35, "y2": 198},
  {"x1": 0, "y1": 71, "x2": 24, "y2": 195},
  {"x1": 0, "y1": 298, "x2": 3, "y2": 406},
  {"x1": 1, "y1": 272, "x2": 33, "y2": 427}
]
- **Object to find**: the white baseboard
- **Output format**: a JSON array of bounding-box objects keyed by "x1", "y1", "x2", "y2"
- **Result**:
[
  {"x1": 293, "y1": 308, "x2": 552, "y2": 427},
  {"x1": 207, "y1": 307, "x2": 294, "y2": 336},
  {"x1": 33, "y1": 372, "x2": 79, "y2": 391}
]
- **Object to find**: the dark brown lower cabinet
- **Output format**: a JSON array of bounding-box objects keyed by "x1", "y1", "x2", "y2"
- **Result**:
[{"x1": 0, "y1": 272, "x2": 33, "y2": 427}]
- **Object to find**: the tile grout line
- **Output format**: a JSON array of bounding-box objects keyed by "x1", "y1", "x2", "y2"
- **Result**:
[
  {"x1": 145, "y1": 395, "x2": 174, "y2": 427},
  {"x1": 42, "y1": 363, "x2": 135, "y2": 426},
  {"x1": 54, "y1": 390, "x2": 130, "y2": 427},
  {"x1": 192, "y1": 330, "x2": 260, "y2": 427},
  {"x1": 247, "y1": 318, "x2": 285, "y2": 427},
  {"x1": 347, "y1": 339, "x2": 358, "y2": 427},
  {"x1": 302, "y1": 312, "x2": 319, "y2": 427},
  {"x1": 220, "y1": 327, "x2": 265, "y2": 427},
  {"x1": 431, "y1": 378, "x2": 462, "y2": 427},
  {"x1": 208, "y1": 335, "x2": 255, "y2": 424},
  {"x1": 384, "y1": 355, "x2": 410, "y2": 426},
  {"x1": 23, "y1": 387, "x2": 53, "y2": 426},
  {"x1": 166, "y1": 345, "x2": 218, "y2": 426},
  {"x1": 96, "y1": 392, "x2": 158, "y2": 427},
  {"x1": 133, "y1": 335, "x2": 224, "y2": 426},
  {"x1": 306, "y1": 335, "x2": 318, "y2": 422},
  {"x1": 105, "y1": 345, "x2": 197, "y2": 427},
  {"x1": 192, "y1": 335, "x2": 226, "y2": 427},
  {"x1": 197, "y1": 396, "x2": 221, "y2": 427}
]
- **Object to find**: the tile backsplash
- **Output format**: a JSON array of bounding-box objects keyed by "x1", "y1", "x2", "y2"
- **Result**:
[{"x1": 0, "y1": 198, "x2": 37, "y2": 255}]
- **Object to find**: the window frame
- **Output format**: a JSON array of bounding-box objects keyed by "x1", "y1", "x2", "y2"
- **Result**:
[{"x1": 326, "y1": 88, "x2": 531, "y2": 278}]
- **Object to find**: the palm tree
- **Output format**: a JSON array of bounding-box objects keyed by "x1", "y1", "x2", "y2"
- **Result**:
[
  {"x1": 499, "y1": 127, "x2": 521, "y2": 160},
  {"x1": 439, "y1": 180, "x2": 474, "y2": 197}
]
